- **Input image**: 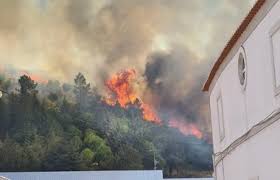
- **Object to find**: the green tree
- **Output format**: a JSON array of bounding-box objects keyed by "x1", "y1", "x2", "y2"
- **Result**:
[
  {"x1": 0, "y1": 95, "x2": 10, "y2": 138},
  {"x1": 18, "y1": 75, "x2": 37, "y2": 95},
  {"x1": 81, "y1": 148, "x2": 94, "y2": 161},
  {"x1": 114, "y1": 145, "x2": 143, "y2": 170},
  {"x1": 0, "y1": 74, "x2": 11, "y2": 92},
  {"x1": 0, "y1": 72, "x2": 213, "y2": 177},
  {"x1": 95, "y1": 143, "x2": 114, "y2": 169},
  {"x1": 74, "y1": 73, "x2": 90, "y2": 110},
  {"x1": 84, "y1": 130, "x2": 103, "y2": 150},
  {"x1": 83, "y1": 130, "x2": 114, "y2": 169}
]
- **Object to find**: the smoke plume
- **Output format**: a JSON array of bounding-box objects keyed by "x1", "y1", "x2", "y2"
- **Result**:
[{"x1": 0, "y1": 0, "x2": 256, "y2": 139}]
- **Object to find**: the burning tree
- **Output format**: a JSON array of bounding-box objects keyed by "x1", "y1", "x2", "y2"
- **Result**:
[
  {"x1": 104, "y1": 69, "x2": 161, "y2": 124},
  {"x1": 103, "y1": 69, "x2": 203, "y2": 138}
]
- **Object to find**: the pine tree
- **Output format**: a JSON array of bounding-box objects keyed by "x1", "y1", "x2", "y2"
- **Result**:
[{"x1": 74, "y1": 73, "x2": 90, "y2": 110}]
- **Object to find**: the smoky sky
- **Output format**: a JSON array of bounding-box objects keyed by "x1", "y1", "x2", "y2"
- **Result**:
[
  {"x1": 144, "y1": 45, "x2": 210, "y2": 130},
  {"x1": 0, "y1": 0, "x2": 256, "y2": 135},
  {"x1": 66, "y1": 0, "x2": 168, "y2": 83},
  {"x1": 145, "y1": 46, "x2": 203, "y2": 103}
]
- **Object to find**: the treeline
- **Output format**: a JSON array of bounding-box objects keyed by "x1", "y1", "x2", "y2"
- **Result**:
[{"x1": 0, "y1": 73, "x2": 212, "y2": 178}]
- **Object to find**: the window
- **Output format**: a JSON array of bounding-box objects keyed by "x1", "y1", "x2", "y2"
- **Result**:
[
  {"x1": 217, "y1": 95, "x2": 225, "y2": 141},
  {"x1": 270, "y1": 21, "x2": 280, "y2": 95},
  {"x1": 238, "y1": 49, "x2": 247, "y2": 89}
]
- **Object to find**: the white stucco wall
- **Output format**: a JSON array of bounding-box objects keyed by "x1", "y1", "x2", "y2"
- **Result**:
[
  {"x1": 0, "y1": 171, "x2": 214, "y2": 180},
  {"x1": 0, "y1": 171, "x2": 163, "y2": 180},
  {"x1": 209, "y1": 0, "x2": 280, "y2": 179}
]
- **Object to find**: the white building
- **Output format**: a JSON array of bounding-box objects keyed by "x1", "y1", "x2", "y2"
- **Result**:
[
  {"x1": 0, "y1": 171, "x2": 163, "y2": 180},
  {"x1": 0, "y1": 171, "x2": 213, "y2": 180},
  {"x1": 0, "y1": 176, "x2": 10, "y2": 180},
  {"x1": 203, "y1": 0, "x2": 280, "y2": 179}
]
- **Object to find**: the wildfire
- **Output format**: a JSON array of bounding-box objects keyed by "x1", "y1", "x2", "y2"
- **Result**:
[
  {"x1": 140, "y1": 103, "x2": 161, "y2": 124},
  {"x1": 169, "y1": 119, "x2": 203, "y2": 139},
  {"x1": 105, "y1": 69, "x2": 137, "y2": 108},
  {"x1": 104, "y1": 69, "x2": 161, "y2": 124},
  {"x1": 104, "y1": 69, "x2": 203, "y2": 139}
]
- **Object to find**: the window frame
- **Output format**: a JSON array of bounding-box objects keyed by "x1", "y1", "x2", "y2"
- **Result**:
[
  {"x1": 269, "y1": 19, "x2": 280, "y2": 96},
  {"x1": 217, "y1": 94, "x2": 225, "y2": 142},
  {"x1": 237, "y1": 47, "x2": 248, "y2": 90}
]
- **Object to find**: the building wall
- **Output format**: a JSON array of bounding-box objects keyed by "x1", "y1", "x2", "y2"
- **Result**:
[
  {"x1": 0, "y1": 171, "x2": 213, "y2": 180},
  {"x1": 165, "y1": 179, "x2": 213, "y2": 180},
  {"x1": 0, "y1": 171, "x2": 163, "y2": 180},
  {"x1": 209, "y1": 0, "x2": 280, "y2": 179}
]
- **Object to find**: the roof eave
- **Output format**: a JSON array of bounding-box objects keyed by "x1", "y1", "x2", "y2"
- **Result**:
[{"x1": 202, "y1": 0, "x2": 266, "y2": 92}]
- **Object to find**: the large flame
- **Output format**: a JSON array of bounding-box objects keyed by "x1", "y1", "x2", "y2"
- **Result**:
[
  {"x1": 105, "y1": 69, "x2": 161, "y2": 124},
  {"x1": 169, "y1": 119, "x2": 203, "y2": 139},
  {"x1": 105, "y1": 69, "x2": 137, "y2": 108},
  {"x1": 140, "y1": 103, "x2": 161, "y2": 124},
  {"x1": 104, "y1": 69, "x2": 203, "y2": 138}
]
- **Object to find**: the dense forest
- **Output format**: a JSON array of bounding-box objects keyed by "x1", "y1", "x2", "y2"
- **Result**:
[{"x1": 0, "y1": 73, "x2": 212, "y2": 178}]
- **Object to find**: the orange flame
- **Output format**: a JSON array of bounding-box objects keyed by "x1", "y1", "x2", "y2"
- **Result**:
[
  {"x1": 169, "y1": 119, "x2": 203, "y2": 139},
  {"x1": 104, "y1": 69, "x2": 161, "y2": 124},
  {"x1": 105, "y1": 69, "x2": 137, "y2": 108},
  {"x1": 140, "y1": 103, "x2": 161, "y2": 124},
  {"x1": 104, "y1": 69, "x2": 203, "y2": 138}
]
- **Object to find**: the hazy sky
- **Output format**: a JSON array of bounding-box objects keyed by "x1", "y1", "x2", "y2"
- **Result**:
[
  {"x1": 0, "y1": 0, "x2": 255, "y2": 82},
  {"x1": 0, "y1": 0, "x2": 256, "y2": 135}
]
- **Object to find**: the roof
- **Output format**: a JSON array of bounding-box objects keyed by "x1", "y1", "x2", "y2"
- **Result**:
[
  {"x1": 0, "y1": 171, "x2": 163, "y2": 180},
  {"x1": 0, "y1": 176, "x2": 10, "y2": 180},
  {"x1": 202, "y1": 0, "x2": 266, "y2": 91},
  {"x1": 0, "y1": 171, "x2": 213, "y2": 180},
  {"x1": 164, "y1": 178, "x2": 214, "y2": 180}
]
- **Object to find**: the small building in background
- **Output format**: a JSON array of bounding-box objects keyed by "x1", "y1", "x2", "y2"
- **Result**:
[
  {"x1": 0, "y1": 171, "x2": 213, "y2": 180},
  {"x1": 0, "y1": 176, "x2": 10, "y2": 180},
  {"x1": 0, "y1": 171, "x2": 162, "y2": 180},
  {"x1": 203, "y1": 0, "x2": 280, "y2": 179}
]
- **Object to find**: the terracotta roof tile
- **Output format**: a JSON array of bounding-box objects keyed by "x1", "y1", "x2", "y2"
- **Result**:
[{"x1": 203, "y1": 0, "x2": 266, "y2": 91}]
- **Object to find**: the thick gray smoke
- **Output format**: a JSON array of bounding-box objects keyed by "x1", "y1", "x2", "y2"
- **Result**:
[
  {"x1": 144, "y1": 45, "x2": 211, "y2": 137},
  {"x1": 0, "y1": 0, "x2": 255, "y2": 139},
  {"x1": 66, "y1": 0, "x2": 166, "y2": 84}
]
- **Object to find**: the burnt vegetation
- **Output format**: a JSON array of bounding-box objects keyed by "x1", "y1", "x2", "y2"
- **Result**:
[{"x1": 0, "y1": 73, "x2": 212, "y2": 178}]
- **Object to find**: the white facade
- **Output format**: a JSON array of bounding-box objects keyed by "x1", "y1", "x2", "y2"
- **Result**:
[
  {"x1": 207, "y1": 0, "x2": 280, "y2": 179},
  {"x1": 0, "y1": 171, "x2": 163, "y2": 180},
  {"x1": 0, "y1": 171, "x2": 213, "y2": 180}
]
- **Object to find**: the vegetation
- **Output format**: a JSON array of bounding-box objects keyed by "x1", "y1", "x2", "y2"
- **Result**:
[{"x1": 0, "y1": 73, "x2": 212, "y2": 178}]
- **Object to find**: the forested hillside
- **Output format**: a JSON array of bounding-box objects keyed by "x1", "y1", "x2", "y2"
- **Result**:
[{"x1": 0, "y1": 73, "x2": 212, "y2": 178}]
